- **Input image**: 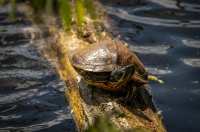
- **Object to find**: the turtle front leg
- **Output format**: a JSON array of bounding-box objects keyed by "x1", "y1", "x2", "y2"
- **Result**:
[
  {"x1": 123, "y1": 85, "x2": 154, "y2": 110},
  {"x1": 137, "y1": 86, "x2": 157, "y2": 112},
  {"x1": 124, "y1": 85, "x2": 137, "y2": 105},
  {"x1": 90, "y1": 85, "x2": 95, "y2": 100}
]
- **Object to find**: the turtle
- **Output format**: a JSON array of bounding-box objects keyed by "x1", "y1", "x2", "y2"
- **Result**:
[{"x1": 71, "y1": 39, "x2": 150, "y2": 104}]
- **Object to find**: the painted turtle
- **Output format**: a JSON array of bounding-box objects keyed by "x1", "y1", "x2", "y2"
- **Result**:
[{"x1": 71, "y1": 39, "x2": 148, "y2": 94}]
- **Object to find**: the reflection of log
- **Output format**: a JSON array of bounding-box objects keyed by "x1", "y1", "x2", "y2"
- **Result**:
[{"x1": 61, "y1": 36, "x2": 166, "y2": 132}]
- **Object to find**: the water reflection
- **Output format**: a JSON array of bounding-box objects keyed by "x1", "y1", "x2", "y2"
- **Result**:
[
  {"x1": 0, "y1": 109, "x2": 72, "y2": 132},
  {"x1": 182, "y1": 39, "x2": 200, "y2": 48},
  {"x1": 105, "y1": 1, "x2": 200, "y2": 132},
  {"x1": 181, "y1": 58, "x2": 200, "y2": 67},
  {"x1": 148, "y1": 0, "x2": 200, "y2": 12},
  {"x1": 0, "y1": 10, "x2": 75, "y2": 131},
  {"x1": 147, "y1": 67, "x2": 172, "y2": 75},
  {"x1": 147, "y1": 0, "x2": 179, "y2": 9},
  {"x1": 129, "y1": 45, "x2": 170, "y2": 55},
  {"x1": 106, "y1": 5, "x2": 200, "y2": 28}
]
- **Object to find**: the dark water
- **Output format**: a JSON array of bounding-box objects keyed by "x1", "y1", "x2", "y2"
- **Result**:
[
  {"x1": 0, "y1": 6, "x2": 75, "y2": 132},
  {"x1": 105, "y1": 0, "x2": 200, "y2": 132},
  {"x1": 0, "y1": 1, "x2": 200, "y2": 132}
]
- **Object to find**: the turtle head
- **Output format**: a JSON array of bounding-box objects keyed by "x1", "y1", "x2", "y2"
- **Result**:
[
  {"x1": 110, "y1": 64, "x2": 135, "y2": 83},
  {"x1": 75, "y1": 64, "x2": 135, "y2": 92}
]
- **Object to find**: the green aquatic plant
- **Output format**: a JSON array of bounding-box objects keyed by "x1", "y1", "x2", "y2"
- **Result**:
[
  {"x1": 84, "y1": 0, "x2": 96, "y2": 19},
  {"x1": 9, "y1": 0, "x2": 16, "y2": 21},
  {"x1": 0, "y1": 0, "x2": 5, "y2": 6},
  {"x1": 30, "y1": 0, "x2": 46, "y2": 13},
  {"x1": 59, "y1": 0, "x2": 72, "y2": 31},
  {"x1": 86, "y1": 116, "x2": 120, "y2": 132},
  {"x1": 28, "y1": 0, "x2": 89, "y2": 31},
  {"x1": 75, "y1": 0, "x2": 85, "y2": 27},
  {"x1": 2, "y1": 0, "x2": 97, "y2": 31},
  {"x1": 0, "y1": 0, "x2": 16, "y2": 21},
  {"x1": 85, "y1": 116, "x2": 153, "y2": 132},
  {"x1": 45, "y1": 0, "x2": 53, "y2": 15}
]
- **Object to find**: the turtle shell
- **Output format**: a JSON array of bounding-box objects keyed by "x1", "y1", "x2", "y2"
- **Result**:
[{"x1": 72, "y1": 42, "x2": 118, "y2": 73}]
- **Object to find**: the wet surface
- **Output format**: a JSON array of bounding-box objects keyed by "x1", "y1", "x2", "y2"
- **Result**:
[
  {"x1": 0, "y1": 8, "x2": 75, "y2": 132},
  {"x1": 105, "y1": 0, "x2": 200, "y2": 132}
]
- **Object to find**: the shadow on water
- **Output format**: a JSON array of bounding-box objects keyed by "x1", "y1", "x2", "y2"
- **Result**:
[{"x1": 104, "y1": 0, "x2": 200, "y2": 132}]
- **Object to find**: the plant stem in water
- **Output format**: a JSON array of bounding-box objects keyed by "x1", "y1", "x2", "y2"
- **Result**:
[
  {"x1": 75, "y1": 0, "x2": 85, "y2": 27},
  {"x1": 9, "y1": 0, "x2": 16, "y2": 21},
  {"x1": 46, "y1": 0, "x2": 53, "y2": 15},
  {"x1": 84, "y1": 0, "x2": 96, "y2": 19},
  {"x1": 59, "y1": 0, "x2": 72, "y2": 31}
]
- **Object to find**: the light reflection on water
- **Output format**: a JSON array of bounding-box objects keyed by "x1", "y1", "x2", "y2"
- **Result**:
[
  {"x1": 181, "y1": 58, "x2": 200, "y2": 67},
  {"x1": 182, "y1": 39, "x2": 200, "y2": 48},
  {"x1": 0, "y1": 8, "x2": 75, "y2": 131},
  {"x1": 105, "y1": 0, "x2": 200, "y2": 132},
  {"x1": 106, "y1": 7, "x2": 200, "y2": 28},
  {"x1": 148, "y1": 0, "x2": 200, "y2": 12},
  {"x1": 129, "y1": 45, "x2": 171, "y2": 55}
]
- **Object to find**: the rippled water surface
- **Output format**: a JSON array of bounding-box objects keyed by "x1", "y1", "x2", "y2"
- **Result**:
[
  {"x1": 1, "y1": 0, "x2": 200, "y2": 132},
  {"x1": 0, "y1": 7, "x2": 75, "y2": 132},
  {"x1": 105, "y1": 0, "x2": 200, "y2": 131}
]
